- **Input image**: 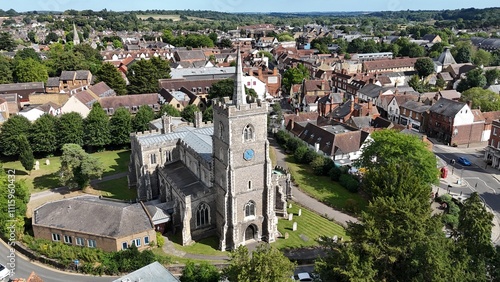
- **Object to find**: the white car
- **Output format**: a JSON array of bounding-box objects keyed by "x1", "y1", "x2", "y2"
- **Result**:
[
  {"x1": 294, "y1": 272, "x2": 313, "y2": 282},
  {"x1": 0, "y1": 263, "x2": 10, "y2": 281}
]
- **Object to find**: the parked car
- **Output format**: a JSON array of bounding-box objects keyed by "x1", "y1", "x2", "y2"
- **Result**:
[
  {"x1": 457, "y1": 157, "x2": 472, "y2": 166},
  {"x1": 294, "y1": 272, "x2": 313, "y2": 281},
  {"x1": 0, "y1": 263, "x2": 10, "y2": 281}
]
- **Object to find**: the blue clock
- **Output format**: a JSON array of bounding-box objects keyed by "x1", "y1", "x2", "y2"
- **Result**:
[{"x1": 243, "y1": 149, "x2": 254, "y2": 161}]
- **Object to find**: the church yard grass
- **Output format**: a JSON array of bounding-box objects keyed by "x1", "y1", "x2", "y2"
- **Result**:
[
  {"x1": 2, "y1": 149, "x2": 130, "y2": 192},
  {"x1": 285, "y1": 155, "x2": 367, "y2": 214},
  {"x1": 169, "y1": 233, "x2": 228, "y2": 257},
  {"x1": 274, "y1": 202, "x2": 348, "y2": 250},
  {"x1": 87, "y1": 176, "x2": 137, "y2": 201}
]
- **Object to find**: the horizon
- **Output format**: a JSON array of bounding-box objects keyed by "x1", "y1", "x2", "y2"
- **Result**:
[{"x1": 2, "y1": 0, "x2": 498, "y2": 14}]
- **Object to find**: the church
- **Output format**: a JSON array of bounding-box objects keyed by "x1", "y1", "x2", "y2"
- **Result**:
[{"x1": 128, "y1": 50, "x2": 288, "y2": 251}]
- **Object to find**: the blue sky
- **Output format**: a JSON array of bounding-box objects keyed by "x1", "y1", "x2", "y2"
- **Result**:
[{"x1": 3, "y1": 0, "x2": 498, "y2": 13}]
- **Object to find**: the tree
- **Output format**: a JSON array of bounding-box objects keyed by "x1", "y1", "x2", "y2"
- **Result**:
[
  {"x1": 18, "y1": 135, "x2": 34, "y2": 173},
  {"x1": 13, "y1": 58, "x2": 48, "y2": 83},
  {"x1": 132, "y1": 105, "x2": 155, "y2": 132},
  {"x1": 454, "y1": 43, "x2": 473, "y2": 63},
  {"x1": 457, "y1": 68, "x2": 487, "y2": 93},
  {"x1": 45, "y1": 32, "x2": 59, "y2": 43},
  {"x1": 57, "y1": 112, "x2": 84, "y2": 148},
  {"x1": 59, "y1": 143, "x2": 104, "y2": 189},
  {"x1": 127, "y1": 58, "x2": 171, "y2": 94},
  {"x1": 485, "y1": 69, "x2": 500, "y2": 85},
  {"x1": 109, "y1": 108, "x2": 132, "y2": 147},
  {"x1": 0, "y1": 115, "x2": 31, "y2": 156},
  {"x1": 0, "y1": 166, "x2": 29, "y2": 238},
  {"x1": 0, "y1": 55, "x2": 13, "y2": 83},
  {"x1": 181, "y1": 105, "x2": 199, "y2": 123},
  {"x1": 474, "y1": 49, "x2": 493, "y2": 67},
  {"x1": 208, "y1": 32, "x2": 218, "y2": 46},
  {"x1": 203, "y1": 105, "x2": 213, "y2": 122},
  {"x1": 96, "y1": 63, "x2": 127, "y2": 95},
  {"x1": 282, "y1": 64, "x2": 309, "y2": 93},
  {"x1": 220, "y1": 38, "x2": 233, "y2": 48},
  {"x1": 354, "y1": 129, "x2": 439, "y2": 185},
  {"x1": 414, "y1": 57, "x2": 435, "y2": 78},
  {"x1": 84, "y1": 103, "x2": 110, "y2": 149},
  {"x1": 277, "y1": 33, "x2": 294, "y2": 42},
  {"x1": 181, "y1": 261, "x2": 220, "y2": 282},
  {"x1": 208, "y1": 78, "x2": 234, "y2": 100},
  {"x1": 157, "y1": 104, "x2": 181, "y2": 118},
  {"x1": 14, "y1": 48, "x2": 41, "y2": 62},
  {"x1": 460, "y1": 87, "x2": 500, "y2": 112},
  {"x1": 407, "y1": 43, "x2": 425, "y2": 57},
  {"x1": 0, "y1": 32, "x2": 15, "y2": 51},
  {"x1": 222, "y1": 244, "x2": 295, "y2": 282},
  {"x1": 29, "y1": 114, "x2": 58, "y2": 156}
]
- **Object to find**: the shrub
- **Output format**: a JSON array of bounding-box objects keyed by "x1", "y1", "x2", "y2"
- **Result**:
[
  {"x1": 344, "y1": 198, "x2": 360, "y2": 213},
  {"x1": 156, "y1": 232, "x2": 165, "y2": 248},
  {"x1": 275, "y1": 130, "x2": 289, "y2": 146},
  {"x1": 443, "y1": 213, "x2": 459, "y2": 229},
  {"x1": 339, "y1": 174, "x2": 359, "y2": 193},
  {"x1": 322, "y1": 158, "x2": 335, "y2": 175},
  {"x1": 329, "y1": 166, "x2": 342, "y2": 181},
  {"x1": 311, "y1": 156, "x2": 326, "y2": 175},
  {"x1": 286, "y1": 137, "x2": 302, "y2": 152},
  {"x1": 294, "y1": 146, "x2": 308, "y2": 162},
  {"x1": 302, "y1": 149, "x2": 318, "y2": 164}
]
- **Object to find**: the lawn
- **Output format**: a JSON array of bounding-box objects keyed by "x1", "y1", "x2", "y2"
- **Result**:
[
  {"x1": 168, "y1": 233, "x2": 227, "y2": 257},
  {"x1": 273, "y1": 202, "x2": 348, "y2": 250},
  {"x1": 286, "y1": 155, "x2": 367, "y2": 213},
  {"x1": 2, "y1": 150, "x2": 131, "y2": 192},
  {"x1": 90, "y1": 176, "x2": 136, "y2": 201}
]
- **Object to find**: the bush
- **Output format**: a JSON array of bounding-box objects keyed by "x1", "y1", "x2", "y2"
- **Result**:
[
  {"x1": 286, "y1": 137, "x2": 302, "y2": 152},
  {"x1": 344, "y1": 198, "x2": 360, "y2": 213},
  {"x1": 275, "y1": 130, "x2": 289, "y2": 146},
  {"x1": 294, "y1": 146, "x2": 308, "y2": 162},
  {"x1": 443, "y1": 213, "x2": 459, "y2": 229},
  {"x1": 302, "y1": 149, "x2": 318, "y2": 164},
  {"x1": 339, "y1": 174, "x2": 359, "y2": 193},
  {"x1": 311, "y1": 156, "x2": 326, "y2": 175},
  {"x1": 156, "y1": 232, "x2": 165, "y2": 248},
  {"x1": 329, "y1": 166, "x2": 342, "y2": 181}
]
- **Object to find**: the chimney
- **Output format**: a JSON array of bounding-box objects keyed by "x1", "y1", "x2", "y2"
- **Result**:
[
  {"x1": 161, "y1": 115, "x2": 172, "y2": 134},
  {"x1": 350, "y1": 96, "x2": 355, "y2": 112},
  {"x1": 466, "y1": 100, "x2": 472, "y2": 109},
  {"x1": 258, "y1": 68, "x2": 263, "y2": 80},
  {"x1": 273, "y1": 68, "x2": 278, "y2": 75},
  {"x1": 194, "y1": 111, "x2": 203, "y2": 128},
  {"x1": 394, "y1": 88, "x2": 399, "y2": 95}
]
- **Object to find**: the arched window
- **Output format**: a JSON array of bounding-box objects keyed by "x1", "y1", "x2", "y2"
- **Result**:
[
  {"x1": 196, "y1": 203, "x2": 210, "y2": 227},
  {"x1": 219, "y1": 147, "x2": 224, "y2": 162},
  {"x1": 245, "y1": 201, "x2": 255, "y2": 217},
  {"x1": 219, "y1": 122, "x2": 224, "y2": 140},
  {"x1": 243, "y1": 124, "x2": 254, "y2": 141}
]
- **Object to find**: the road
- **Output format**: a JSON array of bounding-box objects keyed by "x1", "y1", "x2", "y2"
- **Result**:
[{"x1": 433, "y1": 146, "x2": 500, "y2": 215}]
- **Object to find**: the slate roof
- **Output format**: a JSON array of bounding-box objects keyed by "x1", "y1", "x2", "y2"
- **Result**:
[
  {"x1": 400, "y1": 100, "x2": 431, "y2": 113},
  {"x1": 358, "y1": 84, "x2": 383, "y2": 99},
  {"x1": 0, "y1": 82, "x2": 44, "y2": 95},
  {"x1": 100, "y1": 94, "x2": 159, "y2": 109},
  {"x1": 429, "y1": 98, "x2": 466, "y2": 117},
  {"x1": 438, "y1": 72, "x2": 453, "y2": 81},
  {"x1": 175, "y1": 50, "x2": 206, "y2": 61},
  {"x1": 46, "y1": 77, "x2": 60, "y2": 87},
  {"x1": 329, "y1": 100, "x2": 362, "y2": 119},
  {"x1": 437, "y1": 48, "x2": 456, "y2": 65},
  {"x1": 60, "y1": 71, "x2": 76, "y2": 81},
  {"x1": 112, "y1": 262, "x2": 179, "y2": 282},
  {"x1": 159, "y1": 79, "x2": 221, "y2": 94},
  {"x1": 34, "y1": 196, "x2": 153, "y2": 238},
  {"x1": 349, "y1": 116, "x2": 372, "y2": 129},
  {"x1": 75, "y1": 70, "x2": 91, "y2": 80},
  {"x1": 161, "y1": 161, "x2": 210, "y2": 198},
  {"x1": 317, "y1": 93, "x2": 343, "y2": 105},
  {"x1": 363, "y1": 58, "x2": 417, "y2": 72}
]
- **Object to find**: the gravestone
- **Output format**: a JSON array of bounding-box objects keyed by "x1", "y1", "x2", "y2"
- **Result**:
[
  {"x1": 288, "y1": 213, "x2": 293, "y2": 221},
  {"x1": 34, "y1": 161, "x2": 40, "y2": 170},
  {"x1": 332, "y1": 235, "x2": 338, "y2": 243},
  {"x1": 284, "y1": 232, "x2": 289, "y2": 239},
  {"x1": 298, "y1": 209, "x2": 302, "y2": 216},
  {"x1": 288, "y1": 203, "x2": 292, "y2": 209},
  {"x1": 292, "y1": 222, "x2": 297, "y2": 231},
  {"x1": 45, "y1": 159, "x2": 50, "y2": 165}
]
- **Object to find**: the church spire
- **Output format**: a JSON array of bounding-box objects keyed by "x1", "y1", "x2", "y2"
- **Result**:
[
  {"x1": 73, "y1": 23, "x2": 80, "y2": 45},
  {"x1": 232, "y1": 47, "x2": 247, "y2": 106}
]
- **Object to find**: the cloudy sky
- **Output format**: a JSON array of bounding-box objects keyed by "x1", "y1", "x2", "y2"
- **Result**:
[{"x1": 5, "y1": 0, "x2": 497, "y2": 13}]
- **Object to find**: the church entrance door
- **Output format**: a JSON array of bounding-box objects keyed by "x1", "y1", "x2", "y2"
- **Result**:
[{"x1": 244, "y1": 225, "x2": 256, "y2": 241}]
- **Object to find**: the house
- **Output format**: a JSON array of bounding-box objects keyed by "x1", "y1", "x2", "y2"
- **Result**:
[
  {"x1": 32, "y1": 196, "x2": 156, "y2": 252},
  {"x1": 112, "y1": 262, "x2": 179, "y2": 282},
  {"x1": 328, "y1": 97, "x2": 363, "y2": 123},
  {"x1": 479, "y1": 111, "x2": 500, "y2": 141},
  {"x1": 345, "y1": 116, "x2": 394, "y2": 132},
  {"x1": 317, "y1": 92, "x2": 343, "y2": 117},
  {"x1": 435, "y1": 90, "x2": 461, "y2": 101},
  {"x1": 356, "y1": 84, "x2": 384, "y2": 103},
  {"x1": 398, "y1": 100, "x2": 431, "y2": 132},
  {"x1": 0, "y1": 82, "x2": 44, "y2": 98},
  {"x1": 443, "y1": 63, "x2": 475, "y2": 80},
  {"x1": 426, "y1": 99, "x2": 484, "y2": 146},
  {"x1": 0, "y1": 93, "x2": 21, "y2": 116},
  {"x1": 45, "y1": 77, "x2": 61, "y2": 93},
  {"x1": 58, "y1": 70, "x2": 92, "y2": 93},
  {"x1": 383, "y1": 94, "x2": 419, "y2": 122},
  {"x1": 255, "y1": 37, "x2": 278, "y2": 48},
  {"x1": 100, "y1": 94, "x2": 160, "y2": 116},
  {"x1": 485, "y1": 120, "x2": 500, "y2": 169},
  {"x1": 18, "y1": 102, "x2": 61, "y2": 121},
  {"x1": 363, "y1": 58, "x2": 418, "y2": 73},
  {"x1": 0, "y1": 98, "x2": 9, "y2": 122},
  {"x1": 422, "y1": 34, "x2": 442, "y2": 44},
  {"x1": 29, "y1": 93, "x2": 70, "y2": 106},
  {"x1": 159, "y1": 79, "x2": 219, "y2": 98},
  {"x1": 298, "y1": 80, "x2": 331, "y2": 111},
  {"x1": 60, "y1": 90, "x2": 99, "y2": 118},
  {"x1": 173, "y1": 50, "x2": 206, "y2": 63}
]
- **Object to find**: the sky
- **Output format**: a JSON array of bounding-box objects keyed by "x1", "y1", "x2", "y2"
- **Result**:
[{"x1": 2, "y1": 0, "x2": 498, "y2": 13}]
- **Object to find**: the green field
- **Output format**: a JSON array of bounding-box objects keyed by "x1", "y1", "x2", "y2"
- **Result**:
[
  {"x1": 169, "y1": 233, "x2": 227, "y2": 257},
  {"x1": 2, "y1": 150, "x2": 130, "y2": 192},
  {"x1": 273, "y1": 202, "x2": 348, "y2": 250},
  {"x1": 137, "y1": 14, "x2": 212, "y2": 21},
  {"x1": 286, "y1": 156, "x2": 367, "y2": 214}
]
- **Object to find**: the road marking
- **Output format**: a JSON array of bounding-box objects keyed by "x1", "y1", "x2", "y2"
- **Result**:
[{"x1": 464, "y1": 177, "x2": 497, "y2": 194}]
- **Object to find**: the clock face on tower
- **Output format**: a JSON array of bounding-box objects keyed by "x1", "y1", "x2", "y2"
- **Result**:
[{"x1": 243, "y1": 149, "x2": 254, "y2": 161}]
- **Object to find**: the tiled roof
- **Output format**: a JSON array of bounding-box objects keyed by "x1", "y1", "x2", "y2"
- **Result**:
[
  {"x1": 303, "y1": 80, "x2": 331, "y2": 92},
  {"x1": 481, "y1": 111, "x2": 500, "y2": 124},
  {"x1": 46, "y1": 77, "x2": 60, "y2": 87},
  {"x1": 429, "y1": 98, "x2": 466, "y2": 117},
  {"x1": 73, "y1": 90, "x2": 98, "y2": 107},
  {"x1": 34, "y1": 196, "x2": 153, "y2": 238},
  {"x1": 363, "y1": 58, "x2": 418, "y2": 72},
  {"x1": 400, "y1": 100, "x2": 430, "y2": 113},
  {"x1": 88, "y1": 81, "x2": 115, "y2": 97},
  {"x1": 100, "y1": 94, "x2": 159, "y2": 109},
  {"x1": 438, "y1": 90, "x2": 461, "y2": 100}
]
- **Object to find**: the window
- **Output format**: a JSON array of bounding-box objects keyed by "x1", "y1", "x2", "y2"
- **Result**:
[
  {"x1": 196, "y1": 203, "x2": 210, "y2": 227},
  {"x1": 243, "y1": 125, "x2": 254, "y2": 141},
  {"x1": 75, "y1": 237, "x2": 84, "y2": 246},
  {"x1": 88, "y1": 239, "x2": 97, "y2": 248},
  {"x1": 150, "y1": 154, "x2": 157, "y2": 164},
  {"x1": 122, "y1": 242, "x2": 128, "y2": 250},
  {"x1": 245, "y1": 201, "x2": 256, "y2": 217},
  {"x1": 144, "y1": 236, "x2": 150, "y2": 245},
  {"x1": 52, "y1": 233, "x2": 60, "y2": 241},
  {"x1": 64, "y1": 235, "x2": 72, "y2": 244},
  {"x1": 219, "y1": 122, "x2": 224, "y2": 139},
  {"x1": 132, "y1": 238, "x2": 141, "y2": 247},
  {"x1": 494, "y1": 128, "x2": 497, "y2": 136},
  {"x1": 248, "y1": 180, "x2": 252, "y2": 190}
]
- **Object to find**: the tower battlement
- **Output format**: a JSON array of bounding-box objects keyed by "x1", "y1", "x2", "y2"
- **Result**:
[{"x1": 213, "y1": 98, "x2": 268, "y2": 117}]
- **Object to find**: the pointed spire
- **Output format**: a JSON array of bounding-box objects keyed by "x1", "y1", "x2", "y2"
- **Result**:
[
  {"x1": 72, "y1": 23, "x2": 80, "y2": 45},
  {"x1": 232, "y1": 47, "x2": 247, "y2": 106}
]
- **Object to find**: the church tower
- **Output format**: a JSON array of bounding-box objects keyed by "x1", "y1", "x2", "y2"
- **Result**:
[
  {"x1": 213, "y1": 49, "x2": 277, "y2": 250},
  {"x1": 73, "y1": 24, "x2": 80, "y2": 45}
]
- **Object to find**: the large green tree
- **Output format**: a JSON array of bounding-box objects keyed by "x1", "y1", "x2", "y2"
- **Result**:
[
  {"x1": 109, "y1": 107, "x2": 132, "y2": 146},
  {"x1": 29, "y1": 114, "x2": 58, "y2": 156},
  {"x1": 485, "y1": 69, "x2": 500, "y2": 86},
  {"x1": 157, "y1": 104, "x2": 181, "y2": 118},
  {"x1": 454, "y1": 43, "x2": 473, "y2": 64},
  {"x1": 460, "y1": 87, "x2": 500, "y2": 112},
  {"x1": 96, "y1": 63, "x2": 127, "y2": 95},
  {"x1": 0, "y1": 32, "x2": 15, "y2": 51},
  {"x1": 354, "y1": 129, "x2": 439, "y2": 185},
  {"x1": 127, "y1": 57, "x2": 170, "y2": 94},
  {"x1": 207, "y1": 78, "x2": 234, "y2": 100},
  {"x1": 18, "y1": 134, "x2": 34, "y2": 173},
  {"x1": 181, "y1": 105, "x2": 199, "y2": 123},
  {"x1": 59, "y1": 143, "x2": 103, "y2": 189},
  {"x1": 181, "y1": 261, "x2": 220, "y2": 282},
  {"x1": 14, "y1": 48, "x2": 41, "y2": 62},
  {"x1": 457, "y1": 68, "x2": 487, "y2": 93},
  {"x1": 0, "y1": 55, "x2": 13, "y2": 83},
  {"x1": 132, "y1": 105, "x2": 155, "y2": 132},
  {"x1": 0, "y1": 166, "x2": 30, "y2": 238},
  {"x1": 222, "y1": 244, "x2": 295, "y2": 282},
  {"x1": 414, "y1": 57, "x2": 435, "y2": 78},
  {"x1": 84, "y1": 103, "x2": 110, "y2": 149},
  {"x1": 57, "y1": 112, "x2": 84, "y2": 148},
  {"x1": 0, "y1": 115, "x2": 31, "y2": 156},
  {"x1": 13, "y1": 58, "x2": 48, "y2": 83},
  {"x1": 282, "y1": 64, "x2": 309, "y2": 93},
  {"x1": 473, "y1": 49, "x2": 493, "y2": 67}
]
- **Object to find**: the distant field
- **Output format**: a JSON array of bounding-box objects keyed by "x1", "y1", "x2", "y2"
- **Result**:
[{"x1": 137, "y1": 14, "x2": 212, "y2": 22}]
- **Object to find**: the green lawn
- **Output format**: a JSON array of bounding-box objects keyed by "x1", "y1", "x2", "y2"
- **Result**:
[
  {"x1": 286, "y1": 155, "x2": 367, "y2": 214},
  {"x1": 273, "y1": 202, "x2": 348, "y2": 250},
  {"x1": 91, "y1": 176, "x2": 136, "y2": 201},
  {"x1": 2, "y1": 150, "x2": 130, "y2": 192},
  {"x1": 169, "y1": 233, "x2": 227, "y2": 257}
]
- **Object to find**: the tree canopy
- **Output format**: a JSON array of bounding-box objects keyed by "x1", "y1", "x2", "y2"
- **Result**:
[
  {"x1": 181, "y1": 261, "x2": 220, "y2": 282},
  {"x1": 181, "y1": 105, "x2": 199, "y2": 123},
  {"x1": 414, "y1": 57, "x2": 435, "y2": 78},
  {"x1": 96, "y1": 62, "x2": 127, "y2": 95},
  {"x1": 59, "y1": 143, "x2": 104, "y2": 189},
  {"x1": 84, "y1": 103, "x2": 110, "y2": 149},
  {"x1": 282, "y1": 64, "x2": 309, "y2": 93},
  {"x1": 18, "y1": 134, "x2": 34, "y2": 173},
  {"x1": 57, "y1": 112, "x2": 84, "y2": 148},
  {"x1": 29, "y1": 114, "x2": 58, "y2": 156},
  {"x1": 132, "y1": 105, "x2": 155, "y2": 132},
  {"x1": 109, "y1": 107, "x2": 132, "y2": 147},
  {"x1": 460, "y1": 87, "x2": 500, "y2": 112},
  {"x1": 0, "y1": 115, "x2": 31, "y2": 156},
  {"x1": 127, "y1": 57, "x2": 171, "y2": 94}
]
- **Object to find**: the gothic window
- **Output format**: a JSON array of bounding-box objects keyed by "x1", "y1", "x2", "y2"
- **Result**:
[
  {"x1": 243, "y1": 124, "x2": 254, "y2": 141},
  {"x1": 166, "y1": 151, "x2": 172, "y2": 162},
  {"x1": 219, "y1": 147, "x2": 224, "y2": 162},
  {"x1": 245, "y1": 201, "x2": 256, "y2": 217},
  {"x1": 150, "y1": 154, "x2": 157, "y2": 164},
  {"x1": 219, "y1": 122, "x2": 224, "y2": 140},
  {"x1": 196, "y1": 203, "x2": 210, "y2": 227}
]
